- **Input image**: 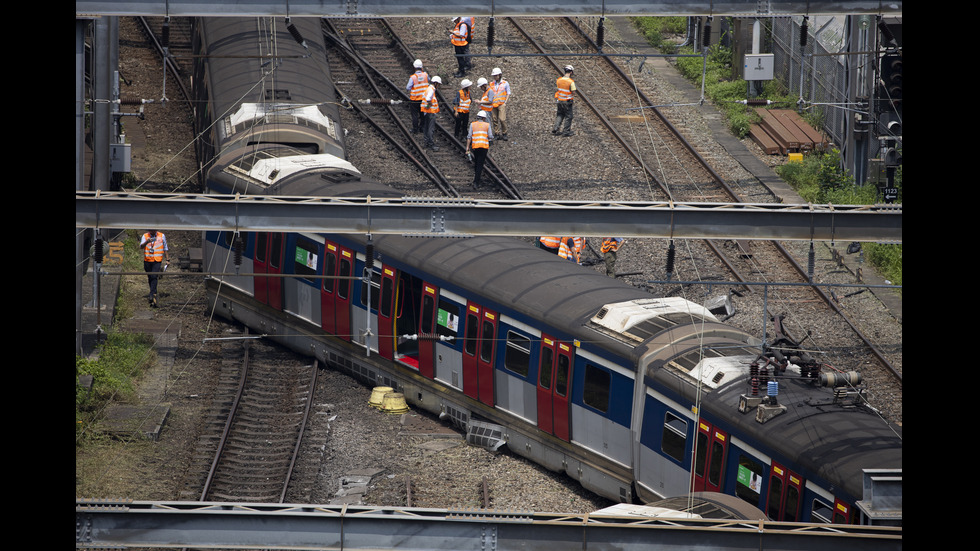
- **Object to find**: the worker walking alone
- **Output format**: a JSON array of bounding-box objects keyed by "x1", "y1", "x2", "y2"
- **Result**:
[
  {"x1": 553, "y1": 65, "x2": 576, "y2": 136},
  {"x1": 421, "y1": 75, "x2": 443, "y2": 151},
  {"x1": 453, "y1": 79, "x2": 473, "y2": 141},
  {"x1": 465, "y1": 110, "x2": 494, "y2": 187},
  {"x1": 139, "y1": 229, "x2": 170, "y2": 307},
  {"x1": 406, "y1": 59, "x2": 429, "y2": 134},
  {"x1": 489, "y1": 67, "x2": 511, "y2": 141},
  {"x1": 450, "y1": 17, "x2": 473, "y2": 77},
  {"x1": 601, "y1": 237, "x2": 624, "y2": 277}
]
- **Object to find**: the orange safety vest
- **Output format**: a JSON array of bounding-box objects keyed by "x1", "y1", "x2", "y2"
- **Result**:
[
  {"x1": 409, "y1": 71, "x2": 429, "y2": 101},
  {"x1": 539, "y1": 236, "x2": 560, "y2": 249},
  {"x1": 455, "y1": 89, "x2": 471, "y2": 114},
  {"x1": 421, "y1": 85, "x2": 439, "y2": 113},
  {"x1": 491, "y1": 80, "x2": 509, "y2": 107},
  {"x1": 480, "y1": 88, "x2": 494, "y2": 112},
  {"x1": 558, "y1": 238, "x2": 579, "y2": 262},
  {"x1": 555, "y1": 76, "x2": 574, "y2": 101},
  {"x1": 601, "y1": 238, "x2": 623, "y2": 253},
  {"x1": 142, "y1": 232, "x2": 166, "y2": 262},
  {"x1": 451, "y1": 20, "x2": 469, "y2": 46},
  {"x1": 470, "y1": 120, "x2": 490, "y2": 149}
]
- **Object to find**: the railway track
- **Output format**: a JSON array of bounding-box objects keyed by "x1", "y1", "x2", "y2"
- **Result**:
[
  {"x1": 179, "y1": 330, "x2": 324, "y2": 504},
  {"x1": 322, "y1": 17, "x2": 523, "y2": 200}
]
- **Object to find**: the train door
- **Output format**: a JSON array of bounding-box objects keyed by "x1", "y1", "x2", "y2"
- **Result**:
[
  {"x1": 462, "y1": 301, "x2": 497, "y2": 406},
  {"x1": 766, "y1": 461, "x2": 803, "y2": 522},
  {"x1": 536, "y1": 335, "x2": 573, "y2": 441},
  {"x1": 831, "y1": 499, "x2": 853, "y2": 524},
  {"x1": 320, "y1": 242, "x2": 339, "y2": 335},
  {"x1": 417, "y1": 283, "x2": 439, "y2": 378},
  {"x1": 692, "y1": 420, "x2": 728, "y2": 493},
  {"x1": 376, "y1": 265, "x2": 397, "y2": 360},
  {"x1": 334, "y1": 246, "x2": 354, "y2": 341},
  {"x1": 254, "y1": 232, "x2": 284, "y2": 309}
]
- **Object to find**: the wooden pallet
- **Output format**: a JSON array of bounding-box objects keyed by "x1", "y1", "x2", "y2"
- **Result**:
[{"x1": 749, "y1": 108, "x2": 830, "y2": 155}]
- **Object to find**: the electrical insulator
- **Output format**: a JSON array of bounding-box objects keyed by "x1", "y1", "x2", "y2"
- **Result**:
[
  {"x1": 365, "y1": 241, "x2": 375, "y2": 270},
  {"x1": 286, "y1": 18, "x2": 308, "y2": 49},
  {"x1": 800, "y1": 17, "x2": 808, "y2": 48},
  {"x1": 94, "y1": 237, "x2": 104, "y2": 263},
  {"x1": 665, "y1": 241, "x2": 676, "y2": 280},
  {"x1": 596, "y1": 17, "x2": 605, "y2": 52},
  {"x1": 161, "y1": 17, "x2": 170, "y2": 51},
  {"x1": 703, "y1": 17, "x2": 711, "y2": 48},
  {"x1": 487, "y1": 18, "x2": 495, "y2": 53},
  {"x1": 807, "y1": 242, "x2": 815, "y2": 281},
  {"x1": 233, "y1": 234, "x2": 243, "y2": 267}
]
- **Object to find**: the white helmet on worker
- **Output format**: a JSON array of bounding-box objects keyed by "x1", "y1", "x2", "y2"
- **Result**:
[
  {"x1": 453, "y1": 16, "x2": 461, "y2": 22},
  {"x1": 431, "y1": 75, "x2": 442, "y2": 84},
  {"x1": 460, "y1": 79, "x2": 472, "y2": 88},
  {"x1": 477, "y1": 77, "x2": 488, "y2": 86},
  {"x1": 414, "y1": 59, "x2": 424, "y2": 69},
  {"x1": 564, "y1": 65, "x2": 574, "y2": 73},
  {"x1": 491, "y1": 67, "x2": 502, "y2": 76},
  {"x1": 477, "y1": 111, "x2": 488, "y2": 119}
]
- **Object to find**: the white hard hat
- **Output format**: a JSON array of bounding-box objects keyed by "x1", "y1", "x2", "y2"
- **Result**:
[
  {"x1": 431, "y1": 75, "x2": 442, "y2": 84},
  {"x1": 460, "y1": 79, "x2": 472, "y2": 88},
  {"x1": 414, "y1": 59, "x2": 423, "y2": 69},
  {"x1": 477, "y1": 77, "x2": 488, "y2": 86},
  {"x1": 491, "y1": 67, "x2": 502, "y2": 76},
  {"x1": 564, "y1": 65, "x2": 574, "y2": 72},
  {"x1": 477, "y1": 111, "x2": 488, "y2": 119},
  {"x1": 453, "y1": 16, "x2": 461, "y2": 22}
]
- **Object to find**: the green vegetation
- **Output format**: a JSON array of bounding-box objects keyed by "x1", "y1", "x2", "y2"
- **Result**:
[
  {"x1": 76, "y1": 331, "x2": 156, "y2": 441},
  {"x1": 631, "y1": 17, "x2": 902, "y2": 290}
]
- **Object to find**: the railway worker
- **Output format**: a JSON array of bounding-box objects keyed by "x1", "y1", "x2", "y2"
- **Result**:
[
  {"x1": 538, "y1": 236, "x2": 560, "y2": 254},
  {"x1": 139, "y1": 229, "x2": 170, "y2": 307},
  {"x1": 601, "y1": 237, "x2": 624, "y2": 277},
  {"x1": 421, "y1": 75, "x2": 442, "y2": 151},
  {"x1": 553, "y1": 65, "x2": 576, "y2": 136},
  {"x1": 450, "y1": 17, "x2": 473, "y2": 77},
  {"x1": 453, "y1": 79, "x2": 473, "y2": 141},
  {"x1": 489, "y1": 67, "x2": 511, "y2": 141},
  {"x1": 558, "y1": 236, "x2": 580, "y2": 263},
  {"x1": 476, "y1": 77, "x2": 495, "y2": 122},
  {"x1": 406, "y1": 59, "x2": 429, "y2": 134},
  {"x1": 465, "y1": 110, "x2": 494, "y2": 187}
]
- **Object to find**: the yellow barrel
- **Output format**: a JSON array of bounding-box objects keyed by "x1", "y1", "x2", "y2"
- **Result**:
[
  {"x1": 368, "y1": 386, "x2": 394, "y2": 409},
  {"x1": 381, "y1": 392, "x2": 410, "y2": 414}
]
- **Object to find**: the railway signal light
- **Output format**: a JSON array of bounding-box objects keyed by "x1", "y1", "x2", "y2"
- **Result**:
[{"x1": 878, "y1": 52, "x2": 902, "y2": 117}]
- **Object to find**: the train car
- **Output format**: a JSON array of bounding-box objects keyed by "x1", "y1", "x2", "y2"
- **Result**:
[{"x1": 192, "y1": 17, "x2": 902, "y2": 525}]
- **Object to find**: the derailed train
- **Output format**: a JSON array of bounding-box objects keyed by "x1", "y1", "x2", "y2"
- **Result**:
[{"x1": 192, "y1": 17, "x2": 901, "y2": 524}]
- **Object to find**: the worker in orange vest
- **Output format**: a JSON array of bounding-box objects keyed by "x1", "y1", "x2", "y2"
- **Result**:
[
  {"x1": 453, "y1": 79, "x2": 473, "y2": 141},
  {"x1": 489, "y1": 67, "x2": 511, "y2": 141},
  {"x1": 538, "y1": 236, "x2": 560, "y2": 254},
  {"x1": 406, "y1": 59, "x2": 429, "y2": 134},
  {"x1": 450, "y1": 17, "x2": 473, "y2": 77},
  {"x1": 601, "y1": 237, "x2": 624, "y2": 277},
  {"x1": 421, "y1": 75, "x2": 443, "y2": 151},
  {"x1": 558, "y1": 237, "x2": 580, "y2": 263},
  {"x1": 465, "y1": 110, "x2": 494, "y2": 187},
  {"x1": 553, "y1": 65, "x2": 576, "y2": 136},
  {"x1": 139, "y1": 229, "x2": 170, "y2": 307}
]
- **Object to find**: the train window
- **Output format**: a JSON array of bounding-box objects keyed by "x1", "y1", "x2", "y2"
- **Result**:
[
  {"x1": 436, "y1": 299, "x2": 460, "y2": 339},
  {"x1": 504, "y1": 332, "x2": 531, "y2": 377},
  {"x1": 294, "y1": 237, "x2": 319, "y2": 282},
  {"x1": 270, "y1": 233, "x2": 283, "y2": 268},
  {"x1": 785, "y1": 484, "x2": 800, "y2": 522},
  {"x1": 464, "y1": 312, "x2": 479, "y2": 356},
  {"x1": 708, "y1": 439, "x2": 724, "y2": 486},
  {"x1": 810, "y1": 499, "x2": 833, "y2": 523},
  {"x1": 361, "y1": 270, "x2": 381, "y2": 310},
  {"x1": 337, "y1": 255, "x2": 351, "y2": 299},
  {"x1": 421, "y1": 295, "x2": 434, "y2": 332},
  {"x1": 583, "y1": 364, "x2": 610, "y2": 413},
  {"x1": 256, "y1": 233, "x2": 267, "y2": 263},
  {"x1": 661, "y1": 412, "x2": 687, "y2": 463},
  {"x1": 539, "y1": 347, "x2": 554, "y2": 390},
  {"x1": 480, "y1": 319, "x2": 495, "y2": 362},
  {"x1": 555, "y1": 354, "x2": 569, "y2": 397},
  {"x1": 322, "y1": 250, "x2": 336, "y2": 293},
  {"x1": 735, "y1": 455, "x2": 764, "y2": 507},
  {"x1": 380, "y1": 275, "x2": 393, "y2": 318},
  {"x1": 694, "y1": 430, "x2": 707, "y2": 479},
  {"x1": 767, "y1": 476, "x2": 783, "y2": 519}
]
